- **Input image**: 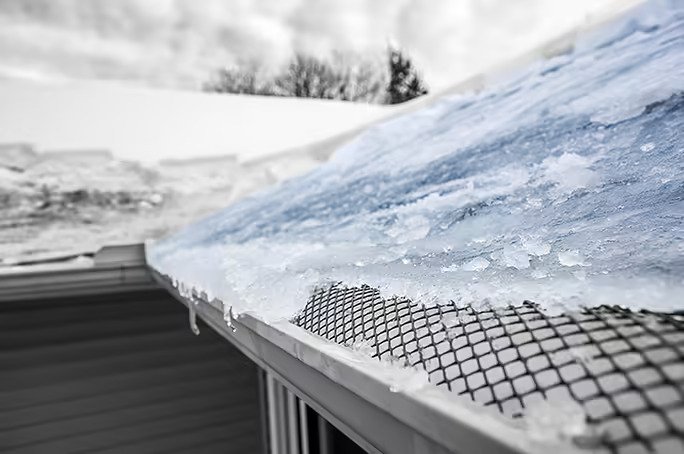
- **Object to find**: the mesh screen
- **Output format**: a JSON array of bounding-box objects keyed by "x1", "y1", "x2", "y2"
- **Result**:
[{"x1": 293, "y1": 284, "x2": 684, "y2": 454}]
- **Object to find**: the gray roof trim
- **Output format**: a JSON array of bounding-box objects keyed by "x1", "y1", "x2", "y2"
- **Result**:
[
  {"x1": 0, "y1": 244, "x2": 156, "y2": 302},
  {"x1": 151, "y1": 269, "x2": 556, "y2": 454}
]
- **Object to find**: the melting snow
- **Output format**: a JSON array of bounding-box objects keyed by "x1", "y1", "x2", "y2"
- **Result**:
[{"x1": 148, "y1": 0, "x2": 684, "y2": 321}]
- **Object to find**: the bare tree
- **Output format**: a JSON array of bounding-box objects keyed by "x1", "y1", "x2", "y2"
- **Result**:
[
  {"x1": 329, "y1": 52, "x2": 387, "y2": 103},
  {"x1": 272, "y1": 53, "x2": 387, "y2": 103},
  {"x1": 203, "y1": 48, "x2": 426, "y2": 105},
  {"x1": 272, "y1": 54, "x2": 336, "y2": 99},
  {"x1": 202, "y1": 64, "x2": 275, "y2": 96}
]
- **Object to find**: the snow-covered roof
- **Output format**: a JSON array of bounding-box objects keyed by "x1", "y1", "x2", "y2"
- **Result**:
[
  {"x1": 148, "y1": 0, "x2": 683, "y2": 317},
  {"x1": 0, "y1": 80, "x2": 389, "y2": 164},
  {"x1": 0, "y1": 83, "x2": 393, "y2": 262},
  {"x1": 148, "y1": 1, "x2": 684, "y2": 450}
]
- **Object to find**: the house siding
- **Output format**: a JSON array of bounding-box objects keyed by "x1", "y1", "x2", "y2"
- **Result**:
[{"x1": 0, "y1": 288, "x2": 263, "y2": 454}]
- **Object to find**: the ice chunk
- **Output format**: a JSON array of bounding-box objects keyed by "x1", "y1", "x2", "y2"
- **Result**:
[
  {"x1": 572, "y1": 269, "x2": 587, "y2": 281},
  {"x1": 458, "y1": 313, "x2": 477, "y2": 325},
  {"x1": 462, "y1": 257, "x2": 491, "y2": 272},
  {"x1": 440, "y1": 313, "x2": 461, "y2": 329},
  {"x1": 640, "y1": 142, "x2": 655, "y2": 152},
  {"x1": 552, "y1": 345, "x2": 598, "y2": 368},
  {"x1": 387, "y1": 215, "x2": 431, "y2": 244},
  {"x1": 558, "y1": 250, "x2": 589, "y2": 267},
  {"x1": 349, "y1": 338, "x2": 376, "y2": 358},
  {"x1": 540, "y1": 153, "x2": 599, "y2": 193},
  {"x1": 525, "y1": 396, "x2": 589, "y2": 442},
  {"x1": 503, "y1": 245, "x2": 530, "y2": 270},
  {"x1": 389, "y1": 367, "x2": 431, "y2": 393},
  {"x1": 522, "y1": 237, "x2": 551, "y2": 257}
]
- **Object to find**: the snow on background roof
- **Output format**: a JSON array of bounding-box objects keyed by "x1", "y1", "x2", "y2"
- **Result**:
[
  {"x1": 0, "y1": 80, "x2": 391, "y2": 262},
  {"x1": 0, "y1": 79, "x2": 387, "y2": 163},
  {"x1": 148, "y1": 0, "x2": 684, "y2": 320}
]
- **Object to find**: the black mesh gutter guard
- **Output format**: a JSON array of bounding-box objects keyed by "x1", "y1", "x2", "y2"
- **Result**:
[
  {"x1": 153, "y1": 264, "x2": 684, "y2": 454},
  {"x1": 294, "y1": 284, "x2": 684, "y2": 454},
  {"x1": 151, "y1": 269, "x2": 549, "y2": 454}
]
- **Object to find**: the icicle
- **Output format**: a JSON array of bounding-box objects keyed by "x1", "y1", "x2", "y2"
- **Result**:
[
  {"x1": 188, "y1": 299, "x2": 200, "y2": 335},
  {"x1": 225, "y1": 305, "x2": 237, "y2": 333}
]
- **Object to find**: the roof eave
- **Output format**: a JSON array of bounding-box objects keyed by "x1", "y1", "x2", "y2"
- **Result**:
[
  {"x1": 0, "y1": 243, "x2": 156, "y2": 302},
  {"x1": 152, "y1": 268, "x2": 546, "y2": 454}
]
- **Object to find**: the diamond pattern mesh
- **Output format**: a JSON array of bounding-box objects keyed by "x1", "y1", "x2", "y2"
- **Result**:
[{"x1": 292, "y1": 284, "x2": 684, "y2": 454}]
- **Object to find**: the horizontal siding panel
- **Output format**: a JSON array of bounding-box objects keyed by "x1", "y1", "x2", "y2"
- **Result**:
[
  {"x1": 0, "y1": 313, "x2": 188, "y2": 350},
  {"x1": 0, "y1": 360, "x2": 229, "y2": 411},
  {"x1": 0, "y1": 289, "x2": 169, "y2": 324},
  {"x1": 1, "y1": 328, "x2": 225, "y2": 366},
  {"x1": 0, "y1": 292, "x2": 178, "y2": 330},
  {"x1": 2, "y1": 326, "x2": 231, "y2": 366},
  {"x1": 0, "y1": 343, "x2": 228, "y2": 391},
  {"x1": 0, "y1": 374, "x2": 235, "y2": 429},
  {"x1": 0, "y1": 292, "x2": 169, "y2": 321},
  {"x1": 3, "y1": 396, "x2": 254, "y2": 448},
  {"x1": 94, "y1": 418, "x2": 261, "y2": 454},
  {"x1": 0, "y1": 289, "x2": 263, "y2": 454},
  {"x1": 5, "y1": 407, "x2": 238, "y2": 454}
]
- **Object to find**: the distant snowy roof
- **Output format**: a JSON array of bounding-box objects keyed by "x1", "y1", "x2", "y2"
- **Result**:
[
  {"x1": 0, "y1": 80, "x2": 388, "y2": 163},
  {"x1": 149, "y1": 0, "x2": 684, "y2": 320}
]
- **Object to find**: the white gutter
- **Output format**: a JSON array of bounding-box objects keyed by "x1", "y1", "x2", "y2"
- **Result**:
[{"x1": 151, "y1": 268, "x2": 574, "y2": 454}]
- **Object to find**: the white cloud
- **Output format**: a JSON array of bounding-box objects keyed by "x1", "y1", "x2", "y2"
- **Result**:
[{"x1": 0, "y1": 0, "x2": 619, "y2": 91}]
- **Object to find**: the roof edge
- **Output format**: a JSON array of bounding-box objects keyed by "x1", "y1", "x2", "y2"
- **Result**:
[
  {"x1": 0, "y1": 243, "x2": 156, "y2": 302},
  {"x1": 151, "y1": 269, "x2": 565, "y2": 454}
]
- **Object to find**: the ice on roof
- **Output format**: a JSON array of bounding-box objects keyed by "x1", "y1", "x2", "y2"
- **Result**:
[{"x1": 148, "y1": 0, "x2": 684, "y2": 321}]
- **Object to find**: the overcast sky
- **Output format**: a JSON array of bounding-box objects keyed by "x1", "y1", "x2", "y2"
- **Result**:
[{"x1": 0, "y1": 0, "x2": 619, "y2": 92}]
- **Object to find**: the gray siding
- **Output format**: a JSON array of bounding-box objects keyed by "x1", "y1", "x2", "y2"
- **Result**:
[{"x1": 0, "y1": 289, "x2": 263, "y2": 454}]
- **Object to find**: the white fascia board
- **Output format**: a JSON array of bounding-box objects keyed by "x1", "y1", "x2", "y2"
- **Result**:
[{"x1": 151, "y1": 270, "x2": 562, "y2": 454}]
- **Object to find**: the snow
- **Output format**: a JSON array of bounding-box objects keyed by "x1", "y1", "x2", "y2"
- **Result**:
[
  {"x1": 557, "y1": 250, "x2": 589, "y2": 268},
  {"x1": 460, "y1": 257, "x2": 491, "y2": 272},
  {"x1": 0, "y1": 74, "x2": 395, "y2": 262},
  {"x1": 307, "y1": 325, "x2": 432, "y2": 394},
  {"x1": 149, "y1": 0, "x2": 684, "y2": 322},
  {"x1": 341, "y1": 336, "x2": 432, "y2": 393},
  {"x1": 524, "y1": 396, "x2": 589, "y2": 443},
  {"x1": 0, "y1": 80, "x2": 387, "y2": 164},
  {"x1": 0, "y1": 124, "x2": 378, "y2": 261}
]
